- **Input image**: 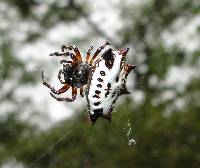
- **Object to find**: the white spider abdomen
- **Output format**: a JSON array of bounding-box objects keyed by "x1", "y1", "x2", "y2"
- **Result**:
[{"x1": 86, "y1": 48, "x2": 135, "y2": 124}]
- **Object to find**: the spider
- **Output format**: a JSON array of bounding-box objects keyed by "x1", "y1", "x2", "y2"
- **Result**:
[{"x1": 42, "y1": 42, "x2": 136, "y2": 124}]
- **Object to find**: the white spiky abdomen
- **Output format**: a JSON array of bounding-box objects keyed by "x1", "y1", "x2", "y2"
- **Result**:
[{"x1": 87, "y1": 51, "x2": 125, "y2": 116}]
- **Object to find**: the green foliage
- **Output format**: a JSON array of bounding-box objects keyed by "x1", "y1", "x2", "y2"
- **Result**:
[{"x1": 0, "y1": 0, "x2": 200, "y2": 167}]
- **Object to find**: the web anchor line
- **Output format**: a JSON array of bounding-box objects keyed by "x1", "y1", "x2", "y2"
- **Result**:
[{"x1": 30, "y1": 130, "x2": 72, "y2": 168}]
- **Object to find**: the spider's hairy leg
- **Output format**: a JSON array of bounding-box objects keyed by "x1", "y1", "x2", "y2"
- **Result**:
[
  {"x1": 61, "y1": 44, "x2": 82, "y2": 62},
  {"x1": 50, "y1": 87, "x2": 77, "y2": 102},
  {"x1": 41, "y1": 70, "x2": 70, "y2": 94},
  {"x1": 60, "y1": 60, "x2": 73, "y2": 64},
  {"x1": 49, "y1": 51, "x2": 71, "y2": 57},
  {"x1": 72, "y1": 87, "x2": 77, "y2": 99},
  {"x1": 51, "y1": 84, "x2": 70, "y2": 94},
  {"x1": 69, "y1": 53, "x2": 79, "y2": 67},
  {"x1": 41, "y1": 69, "x2": 52, "y2": 88},
  {"x1": 86, "y1": 45, "x2": 93, "y2": 63},
  {"x1": 58, "y1": 70, "x2": 66, "y2": 84},
  {"x1": 60, "y1": 53, "x2": 79, "y2": 67},
  {"x1": 80, "y1": 86, "x2": 84, "y2": 97},
  {"x1": 89, "y1": 41, "x2": 111, "y2": 64}
]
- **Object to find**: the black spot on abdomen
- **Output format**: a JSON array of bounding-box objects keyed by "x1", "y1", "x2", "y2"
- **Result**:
[
  {"x1": 97, "y1": 78, "x2": 103, "y2": 82},
  {"x1": 95, "y1": 90, "x2": 101, "y2": 94},
  {"x1": 97, "y1": 84, "x2": 102, "y2": 88},
  {"x1": 115, "y1": 76, "x2": 119, "y2": 82},
  {"x1": 100, "y1": 71, "x2": 106, "y2": 76},
  {"x1": 105, "y1": 92, "x2": 109, "y2": 98},
  {"x1": 90, "y1": 108, "x2": 103, "y2": 124},
  {"x1": 93, "y1": 95, "x2": 100, "y2": 99},
  {"x1": 105, "y1": 82, "x2": 111, "y2": 98},
  {"x1": 94, "y1": 102, "x2": 100, "y2": 106},
  {"x1": 93, "y1": 108, "x2": 103, "y2": 115}
]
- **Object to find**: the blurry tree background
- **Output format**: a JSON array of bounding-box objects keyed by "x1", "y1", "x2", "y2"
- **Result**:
[{"x1": 0, "y1": 0, "x2": 200, "y2": 167}]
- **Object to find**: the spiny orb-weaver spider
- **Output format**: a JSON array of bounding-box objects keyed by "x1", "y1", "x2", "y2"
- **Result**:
[{"x1": 42, "y1": 42, "x2": 136, "y2": 124}]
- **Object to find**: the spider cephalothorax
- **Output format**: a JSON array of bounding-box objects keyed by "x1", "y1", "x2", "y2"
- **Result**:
[
  {"x1": 42, "y1": 42, "x2": 136, "y2": 124},
  {"x1": 61, "y1": 61, "x2": 90, "y2": 88}
]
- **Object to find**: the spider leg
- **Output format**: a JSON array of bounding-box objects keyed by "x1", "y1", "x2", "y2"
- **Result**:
[
  {"x1": 50, "y1": 51, "x2": 77, "y2": 64},
  {"x1": 41, "y1": 69, "x2": 52, "y2": 88},
  {"x1": 80, "y1": 86, "x2": 84, "y2": 97},
  {"x1": 50, "y1": 46, "x2": 80, "y2": 67},
  {"x1": 69, "y1": 53, "x2": 79, "y2": 67},
  {"x1": 61, "y1": 44, "x2": 82, "y2": 62},
  {"x1": 86, "y1": 45, "x2": 93, "y2": 63},
  {"x1": 89, "y1": 42, "x2": 111, "y2": 64},
  {"x1": 59, "y1": 54, "x2": 79, "y2": 68},
  {"x1": 72, "y1": 87, "x2": 77, "y2": 99},
  {"x1": 49, "y1": 51, "x2": 71, "y2": 57},
  {"x1": 60, "y1": 60, "x2": 73, "y2": 64},
  {"x1": 50, "y1": 87, "x2": 77, "y2": 102},
  {"x1": 42, "y1": 70, "x2": 70, "y2": 94},
  {"x1": 52, "y1": 84, "x2": 71, "y2": 94},
  {"x1": 58, "y1": 70, "x2": 66, "y2": 84}
]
